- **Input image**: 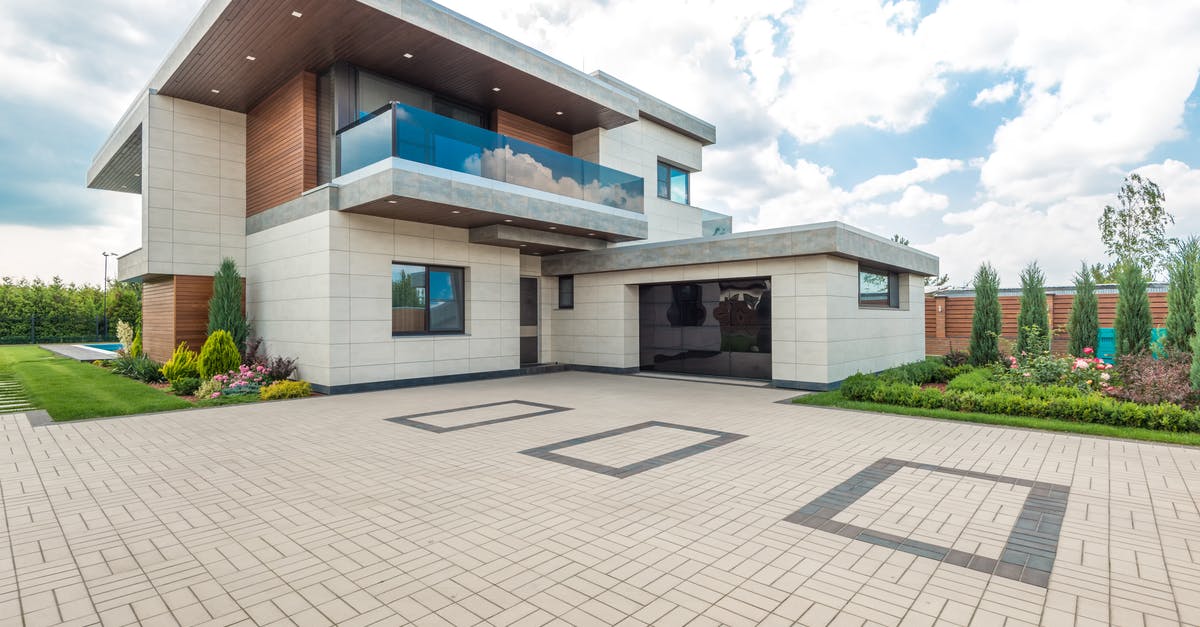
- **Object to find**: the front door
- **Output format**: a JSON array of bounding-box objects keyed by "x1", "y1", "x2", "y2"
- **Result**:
[{"x1": 520, "y1": 277, "x2": 538, "y2": 364}]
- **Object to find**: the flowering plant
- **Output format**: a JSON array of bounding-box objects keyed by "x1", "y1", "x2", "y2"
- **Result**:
[
  {"x1": 1001, "y1": 347, "x2": 1111, "y2": 391},
  {"x1": 198, "y1": 364, "x2": 270, "y2": 399}
]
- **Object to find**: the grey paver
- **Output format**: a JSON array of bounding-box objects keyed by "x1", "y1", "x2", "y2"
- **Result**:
[{"x1": 2, "y1": 371, "x2": 1199, "y2": 626}]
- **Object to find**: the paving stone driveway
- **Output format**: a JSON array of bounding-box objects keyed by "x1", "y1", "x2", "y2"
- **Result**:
[{"x1": 2, "y1": 372, "x2": 1199, "y2": 626}]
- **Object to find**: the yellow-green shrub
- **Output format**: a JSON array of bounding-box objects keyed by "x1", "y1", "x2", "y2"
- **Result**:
[
  {"x1": 198, "y1": 330, "x2": 240, "y2": 379},
  {"x1": 129, "y1": 326, "x2": 143, "y2": 358},
  {"x1": 161, "y1": 341, "x2": 200, "y2": 381},
  {"x1": 260, "y1": 380, "x2": 311, "y2": 400}
]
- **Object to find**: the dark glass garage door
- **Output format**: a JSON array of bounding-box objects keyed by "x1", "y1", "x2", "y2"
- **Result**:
[{"x1": 638, "y1": 278, "x2": 771, "y2": 379}]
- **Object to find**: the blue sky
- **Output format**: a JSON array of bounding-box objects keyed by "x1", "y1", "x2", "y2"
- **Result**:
[{"x1": 2, "y1": 0, "x2": 1200, "y2": 286}]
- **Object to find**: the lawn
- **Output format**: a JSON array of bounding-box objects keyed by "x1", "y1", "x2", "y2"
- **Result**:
[
  {"x1": 794, "y1": 389, "x2": 1200, "y2": 447},
  {"x1": 0, "y1": 345, "x2": 190, "y2": 420}
]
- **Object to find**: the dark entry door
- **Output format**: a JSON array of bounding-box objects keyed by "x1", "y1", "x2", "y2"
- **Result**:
[{"x1": 520, "y1": 277, "x2": 538, "y2": 364}]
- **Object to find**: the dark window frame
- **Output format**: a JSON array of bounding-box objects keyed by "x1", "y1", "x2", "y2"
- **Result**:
[
  {"x1": 656, "y1": 161, "x2": 690, "y2": 205},
  {"x1": 391, "y1": 262, "x2": 466, "y2": 336},
  {"x1": 858, "y1": 266, "x2": 900, "y2": 309},
  {"x1": 558, "y1": 275, "x2": 575, "y2": 309}
]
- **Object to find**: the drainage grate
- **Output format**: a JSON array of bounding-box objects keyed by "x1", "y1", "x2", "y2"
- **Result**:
[{"x1": 0, "y1": 375, "x2": 37, "y2": 413}]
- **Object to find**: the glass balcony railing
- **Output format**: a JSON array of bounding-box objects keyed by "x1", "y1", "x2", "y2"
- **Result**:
[{"x1": 336, "y1": 103, "x2": 644, "y2": 213}]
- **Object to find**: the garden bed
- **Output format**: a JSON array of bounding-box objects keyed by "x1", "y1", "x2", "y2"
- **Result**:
[{"x1": 793, "y1": 355, "x2": 1200, "y2": 447}]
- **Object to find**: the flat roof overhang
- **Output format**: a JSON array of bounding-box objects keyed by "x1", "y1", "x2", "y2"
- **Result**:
[
  {"x1": 538, "y1": 222, "x2": 940, "y2": 277},
  {"x1": 153, "y1": 0, "x2": 639, "y2": 133}
]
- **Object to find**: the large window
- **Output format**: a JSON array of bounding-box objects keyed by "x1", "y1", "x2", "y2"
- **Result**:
[
  {"x1": 859, "y1": 266, "x2": 899, "y2": 308},
  {"x1": 657, "y1": 161, "x2": 690, "y2": 205},
  {"x1": 392, "y1": 263, "x2": 465, "y2": 334}
]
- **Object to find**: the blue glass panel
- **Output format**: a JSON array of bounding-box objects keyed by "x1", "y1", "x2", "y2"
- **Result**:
[{"x1": 337, "y1": 113, "x2": 391, "y2": 175}]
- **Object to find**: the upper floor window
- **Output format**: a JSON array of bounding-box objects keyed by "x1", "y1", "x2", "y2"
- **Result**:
[
  {"x1": 657, "y1": 161, "x2": 690, "y2": 205},
  {"x1": 859, "y1": 266, "x2": 899, "y2": 308}
]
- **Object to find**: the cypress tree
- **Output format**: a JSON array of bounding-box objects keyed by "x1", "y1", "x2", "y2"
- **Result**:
[
  {"x1": 207, "y1": 258, "x2": 249, "y2": 355},
  {"x1": 1016, "y1": 261, "x2": 1049, "y2": 355},
  {"x1": 1191, "y1": 259, "x2": 1200, "y2": 389},
  {"x1": 1114, "y1": 261, "x2": 1152, "y2": 358},
  {"x1": 969, "y1": 262, "x2": 1002, "y2": 365},
  {"x1": 1067, "y1": 262, "x2": 1099, "y2": 357},
  {"x1": 1165, "y1": 237, "x2": 1200, "y2": 354}
]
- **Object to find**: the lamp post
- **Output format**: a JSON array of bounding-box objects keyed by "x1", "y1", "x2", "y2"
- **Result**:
[{"x1": 102, "y1": 252, "x2": 117, "y2": 338}]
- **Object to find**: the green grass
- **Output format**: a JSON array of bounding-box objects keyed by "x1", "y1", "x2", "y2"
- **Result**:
[
  {"x1": 793, "y1": 390, "x2": 1200, "y2": 447},
  {"x1": 0, "y1": 346, "x2": 191, "y2": 421}
]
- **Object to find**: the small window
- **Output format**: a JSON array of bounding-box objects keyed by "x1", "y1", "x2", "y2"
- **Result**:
[
  {"x1": 656, "y1": 161, "x2": 690, "y2": 205},
  {"x1": 558, "y1": 276, "x2": 574, "y2": 309},
  {"x1": 859, "y1": 266, "x2": 899, "y2": 308},
  {"x1": 392, "y1": 263, "x2": 465, "y2": 334}
]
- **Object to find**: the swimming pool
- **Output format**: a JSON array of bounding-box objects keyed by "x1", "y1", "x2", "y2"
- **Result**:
[{"x1": 83, "y1": 343, "x2": 123, "y2": 352}]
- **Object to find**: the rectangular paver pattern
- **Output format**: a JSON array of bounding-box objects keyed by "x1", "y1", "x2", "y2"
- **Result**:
[{"x1": 2, "y1": 371, "x2": 1199, "y2": 626}]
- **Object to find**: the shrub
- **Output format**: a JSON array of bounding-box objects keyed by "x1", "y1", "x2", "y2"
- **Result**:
[
  {"x1": 1067, "y1": 262, "x2": 1099, "y2": 357},
  {"x1": 969, "y1": 263, "x2": 1002, "y2": 365},
  {"x1": 198, "y1": 330, "x2": 241, "y2": 379},
  {"x1": 212, "y1": 364, "x2": 270, "y2": 398},
  {"x1": 207, "y1": 258, "x2": 249, "y2": 355},
  {"x1": 242, "y1": 336, "x2": 299, "y2": 381},
  {"x1": 129, "y1": 326, "x2": 143, "y2": 358},
  {"x1": 943, "y1": 350, "x2": 970, "y2": 367},
  {"x1": 169, "y1": 377, "x2": 202, "y2": 396},
  {"x1": 161, "y1": 341, "x2": 200, "y2": 381},
  {"x1": 116, "y1": 320, "x2": 134, "y2": 353},
  {"x1": 196, "y1": 377, "x2": 224, "y2": 400},
  {"x1": 1193, "y1": 260, "x2": 1200, "y2": 389},
  {"x1": 111, "y1": 355, "x2": 165, "y2": 383},
  {"x1": 1110, "y1": 352, "x2": 1197, "y2": 409},
  {"x1": 1016, "y1": 261, "x2": 1050, "y2": 355},
  {"x1": 1165, "y1": 238, "x2": 1200, "y2": 354},
  {"x1": 261, "y1": 380, "x2": 312, "y2": 400},
  {"x1": 1114, "y1": 262, "x2": 1152, "y2": 358}
]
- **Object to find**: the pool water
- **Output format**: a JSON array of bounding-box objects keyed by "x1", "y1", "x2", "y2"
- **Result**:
[{"x1": 84, "y1": 343, "x2": 124, "y2": 352}]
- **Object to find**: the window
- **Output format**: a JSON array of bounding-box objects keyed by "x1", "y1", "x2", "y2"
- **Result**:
[
  {"x1": 859, "y1": 266, "x2": 899, "y2": 308},
  {"x1": 558, "y1": 276, "x2": 574, "y2": 309},
  {"x1": 657, "y1": 161, "x2": 690, "y2": 205},
  {"x1": 392, "y1": 263, "x2": 465, "y2": 334}
]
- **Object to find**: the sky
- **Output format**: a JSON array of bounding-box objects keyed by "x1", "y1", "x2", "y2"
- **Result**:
[{"x1": 2, "y1": 0, "x2": 1200, "y2": 287}]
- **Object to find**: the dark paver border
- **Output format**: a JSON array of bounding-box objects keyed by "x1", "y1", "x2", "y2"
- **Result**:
[
  {"x1": 385, "y1": 400, "x2": 571, "y2": 433},
  {"x1": 784, "y1": 457, "x2": 1069, "y2": 588},
  {"x1": 519, "y1": 420, "x2": 747, "y2": 478}
]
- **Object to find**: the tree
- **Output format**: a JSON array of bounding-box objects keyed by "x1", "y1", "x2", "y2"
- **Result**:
[
  {"x1": 1088, "y1": 262, "x2": 1118, "y2": 284},
  {"x1": 969, "y1": 262, "x2": 1002, "y2": 365},
  {"x1": 1191, "y1": 259, "x2": 1200, "y2": 389},
  {"x1": 1067, "y1": 262, "x2": 1099, "y2": 357},
  {"x1": 207, "y1": 258, "x2": 249, "y2": 355},
  {"x1": 1114, "y1": 262, "x2": 1152, "y2": 358},
  {"x1": 1165, "y1": 237, "x2": 1200, "y2": 354},
  {"x1": 1016, "y1": 261, "x2": 1049, "y2": 355},
  {"x1": 1098, "y1": 173, "x2": 1176, "y2": 276},
  {"x1": 891, "y1": 234, "x2": 950, "y2": 288}
]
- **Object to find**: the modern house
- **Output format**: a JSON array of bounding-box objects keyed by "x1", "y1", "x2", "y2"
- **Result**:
[{"x1": 87, "y1": 0, "x2": 938, "y2": 393}]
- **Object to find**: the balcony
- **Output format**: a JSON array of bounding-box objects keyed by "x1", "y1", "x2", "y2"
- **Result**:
[{"x1": 338, "y1": 103, "x2": 644, "y2": 213}]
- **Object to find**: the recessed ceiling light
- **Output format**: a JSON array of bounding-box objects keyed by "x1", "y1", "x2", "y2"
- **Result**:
[
  {"x1": 586, "y1": 232, "x2": 594, "y2": 236},
  {"x1": 134, "y1": 173, "x2": 141, "y2": 177},
  {"x1": 557, "y1": 249, "x2": 565, "y2": 253},
  {"x1": 245, "y1": 55, "x2": 256, "y2": 61},
  {"x1": 548, "y1": 226, "x2": 557, "y2": 230},
  {"x1": 555, "y1": 111, "x2": 564, "y2": 115},
  {"x1": 504, "y1": 219, "x2": 513, "y2": 223},
  {"x1": 451, "y1": 210, "x2": 461, "y2": 214},
  {"x1": 291, "y1": 10, "x2": 303, "y2": 17},
  {"x1": 519, "y1": 244, "x2": 527, "y2": 248},
  {"x1": 387, "y1": 200, "x2": 398, "y2": 204},
  {"x1": 403, "y1": 53, "x2": 413, "y2": 59},
  {"x1": 491, "y1": 87, "x2": 501, "y2": 92},
  {"x1": 210, "y1": 89, "x2": 220, "y2": 93}
]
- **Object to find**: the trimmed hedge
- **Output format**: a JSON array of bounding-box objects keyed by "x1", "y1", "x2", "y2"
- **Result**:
[
  {"x1": 260, "y1": 380, "x2": 312, "y2": 400},
  {"x1": 840, "y1": 372, "x2": 1200, "y2": 432}
]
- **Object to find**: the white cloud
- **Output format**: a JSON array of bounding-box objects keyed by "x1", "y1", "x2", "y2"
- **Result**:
[
  {"x1": 972, "y1": 80, "x2": 1017, "y2": 107},
  {"x1": 849, "y1": 158, "x2": 964, "y2": 201}
]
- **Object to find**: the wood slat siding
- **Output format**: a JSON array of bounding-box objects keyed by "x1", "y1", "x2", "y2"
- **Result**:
[
  {"x1": 142, "y1": 277, "x2": 176, "y2": 363},
  {"x1": 494, "y1": 109, "x2": 573, "y2": 155},
  {"x1": 246, "y1": 71, "x2": 317, "y2": 217},
  {"x1": 174, "y1": 276, "x2": 216, "y2": 360},
  {"x1": 926, "y1": 292, "x2": 1170, "y2": 355}
]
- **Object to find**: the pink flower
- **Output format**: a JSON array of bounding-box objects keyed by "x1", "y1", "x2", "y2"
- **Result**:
[
  {"x1": 210, "y1": 392, "x2": 221, "y2": 398},
  {"x1": 1023, "y1": 372, "x2": 1032, "y2": 377},
  {"x1": 1100, "y1": 373, "x2": 1110, "y2": 381},
  {"x1": 1083, "y1": 347, "x2": 1094, "y2": 355},
  {"x1": 1073, "y1": 358, "x2": 1089, "y2": 370}
]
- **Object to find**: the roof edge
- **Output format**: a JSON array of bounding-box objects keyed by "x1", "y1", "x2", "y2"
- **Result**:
[{"x1": 589, "y1": 71, "x2": 716, "y2": 145}]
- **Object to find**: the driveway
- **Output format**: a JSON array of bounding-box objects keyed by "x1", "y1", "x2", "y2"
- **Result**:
[{"x1": 1, "y1": 372, "x2": 1198, "y2": 626}]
